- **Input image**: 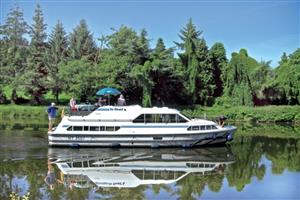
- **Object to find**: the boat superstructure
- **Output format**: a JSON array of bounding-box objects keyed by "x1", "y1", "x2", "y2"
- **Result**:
[{"x1": 48, "y1": 105, "x2": 236, "y2": 147}]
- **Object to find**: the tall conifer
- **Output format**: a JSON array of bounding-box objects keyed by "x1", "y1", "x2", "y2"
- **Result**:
[{"x1": 25, "y1": 4, "x2": 48, "y2": 104}]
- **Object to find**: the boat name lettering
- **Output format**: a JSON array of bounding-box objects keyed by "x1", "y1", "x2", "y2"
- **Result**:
[
  {"x1": 68, "y1": 136, "x2": 84, "y2": 140},
  {"x1": 96, "y1": 181, "x2": 125, "y2": 186},
  {"x1": 98, "y1": 108, "x2": 126, "y2": 111}
]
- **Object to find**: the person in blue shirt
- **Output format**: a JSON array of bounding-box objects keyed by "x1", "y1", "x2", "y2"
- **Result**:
[{"x1": 47, "y1": 102, "x2": 58, "y2": 131}]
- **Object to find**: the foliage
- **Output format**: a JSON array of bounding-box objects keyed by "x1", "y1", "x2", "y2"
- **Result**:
[
  {"x1": 69, "y1": 19, "x2": 97, "y2": 62},
  {"x1": 265, "y1": 49, "x2": 300, "y2": 105},
  {"x1": 0, "y1": 6, "x2": 28, "y2": 103},
  {"x1": 0, "y1": 4, "x2": 299, "y2": 107},
  {"x1": 9, "y1": 192, "x2": 30, "y2": 200},
  {"x1": 22, "y1": 4, "x2": 48, "y2": 104},
  {"x1": 47, "y1": 20, "x2": 68, "y2": 103},
  {"x1": 175, "y1": 18, "x2": 214, "y2": 105},
  {"x1": 181, "y1": 105, "x2": 300, "y2": 123},
  {"x1": 58, "y1": 59, "x2": 100, "y2": 101}
]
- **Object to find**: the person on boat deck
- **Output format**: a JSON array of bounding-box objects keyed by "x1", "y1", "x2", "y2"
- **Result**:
[
  {"x1": 69, "y1": 97, "x2": 77, "y2": 112},
  {"x1": 98, "y1": 96, "x2": 107, "y2": 106},
  {"x1": 218, "y1": 115, "x2": 226, "y2": 127},
  {"x1": 117, "y1": 94, "x2": 126, "y2": 106},
  {"x1": 47, "y1": 102, "x2": 58, "y2": 131}
]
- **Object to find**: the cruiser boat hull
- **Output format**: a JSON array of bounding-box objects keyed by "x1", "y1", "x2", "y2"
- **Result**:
[
  {"x1": 48, "y1": 105, "x2": 237, "y2": 147},
  {"x1": 48, "y1": 127, "x2": 236, "y2": 147}
]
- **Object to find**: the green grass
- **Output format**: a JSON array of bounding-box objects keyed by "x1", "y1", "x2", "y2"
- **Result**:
[
  {"x1": 0, "y1": 105, "x2": 65, "y2": 120},
  {"x1": 1, "y1": 104, "x2": 300, "y2": 123}
]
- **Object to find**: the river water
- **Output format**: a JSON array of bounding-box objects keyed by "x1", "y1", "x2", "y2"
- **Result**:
[{"x1": 0, "y1": 122, "x2": 299, "y2": 200}]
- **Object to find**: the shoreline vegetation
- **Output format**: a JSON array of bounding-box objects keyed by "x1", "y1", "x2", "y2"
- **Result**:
[
  {"x1": 1, "y1": 4, "x2": 299, "y2": 111},
  {"x1": 1, "y1": 105, "x2": 299, "y2": 124}
]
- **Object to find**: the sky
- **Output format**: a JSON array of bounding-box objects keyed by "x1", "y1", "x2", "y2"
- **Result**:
[{"x1": 1, "y1": 0, "x2": 299, "y2": 67}]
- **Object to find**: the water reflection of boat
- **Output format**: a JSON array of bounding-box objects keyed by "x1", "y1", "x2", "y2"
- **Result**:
[{"x1": 48, "y1": 147, "x2": 234, "y2": 189}]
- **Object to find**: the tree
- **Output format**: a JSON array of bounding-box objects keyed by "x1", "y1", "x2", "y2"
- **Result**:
[
  {"x1": 59, "y1": 59, "x2": 100, "y2": 101},
  {"x1": 221, "y1": 49, "x2": 258, "y2": 106},
  {"x1": 150, "y1": 38, "x2": 178, "y2": 105},
  {"x1": 69, "y1": 19, "x2": 97, "y2": 62},
  {"x1": 271, "y1": 49, "x2": 300, "y2": 104},
  {"x1": 47, "y1": 20, "x2": 68, "y2": 103},
  {"x1": 176, "y1": 18, "x2": 214, "y2": 105},
  {"x1": 23, "y1": 4, "x2": 48, "y2": 104},
  {"x1": 208, "y1": 42, "x2": 227, "y2": 98},
  {"x1": 0, "y1": 5, "x2": 29, "y2": 103}
]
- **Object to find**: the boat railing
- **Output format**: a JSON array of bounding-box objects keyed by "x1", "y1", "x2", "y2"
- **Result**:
[{"x1": 66, "y1": 104, "x2": 97, "y2": 116}]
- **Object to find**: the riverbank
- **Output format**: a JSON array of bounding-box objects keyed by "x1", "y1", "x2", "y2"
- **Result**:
[
  {"x1": 181, "y1": 105, "x2": 300, "y2": 123},
  {"x1": 0, "y1": 104, "x2": 300, "y2": 123},
  {"x1": 0, "y1": 105, "x2": 63, "y2": 120}
]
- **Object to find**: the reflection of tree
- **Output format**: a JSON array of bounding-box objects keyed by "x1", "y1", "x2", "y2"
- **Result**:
[
  {"x1": 263, "y1": 138, "x2": 300, "y2": 174},
  {"x1": 94, "y1": 186, "x2": 147, "y2": 200},
  {"x1": 226, "y1": 135, "x2": 300, "y2": 192},
  {"x1": 226, "y1": 136, "x2": 266, "y2": 191},
  {"x1": 175, "y1": 173, "x2": 206, "y2": 200},
  {"x1": 0, "y1": 159, "x2": 91, "y2": 199},
  {"x1": 0, "y1": 159, "x2": 45, "y2": 199},
  {"x1": 1, "y1": 131, "x2": 300, "y2": 199},
  {"x1": 151, "y1": 184, "x2": 172, "y2": 195},
  {"x1": 206, "y1": 173, "x2": 224, "y2": 192}
]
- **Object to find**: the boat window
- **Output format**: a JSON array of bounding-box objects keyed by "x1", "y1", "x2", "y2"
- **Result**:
[
  {"x1": 177, "y1": 114, "x2": 188, "y2": 123},
  {"x1": 145, "y1": 114, "x2": 155, "y2": 123},
  {"x1": 100, "y1": 126, "x2": 105, "y2": 131},
  {"x1": 132, "y1": 170, "x2": 185, "y2": 180},
  {"x1": 212, "y1": 125, "x2": 217, "y2": 129},
  {"x1": 200, "y1": 126, "x2": 205, "y2": 130},
  {"x1": 106, "y1": 126, "x2": 114, "y2": 131},
  {"x1": 153, "y1": 136, "x2": 163, "y2": 140},
  {"x1": 155, "y1": 114, "x2": 163, "y2": 123},
  {"x1": 133, "y1": 114, "x2": 145, "y2": 123},
  {"x1": 73, "y1": 126, "x2": 83, "y2": 131},
  {"x1": 84, "y1": 126, "x2": 89, "y2": 131},
  {"x1": 67, "y1": 126, "x2": 73, "y2": 131},
  {"x1": 161, "y1": 114, "x2": 176, "y2": 123},
  {"x1": 206, "y1": 125, "x2": 212, "y2": 130},
  {"x1": 179, "y1": 112, "x2": 191, "y2": 120},
  {"x1": 90, "y1": 126, "x2": 99, "y2": 131},
  {"x1": 115, "y1": 126, "x2": 120, "y2": 131},
  {"x1": 192, "y1": 126, "x2": 199, "y2": 130}
]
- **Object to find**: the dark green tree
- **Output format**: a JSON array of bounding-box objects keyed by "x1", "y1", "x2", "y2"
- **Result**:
[
  {"x1": 208, "y1": 42, "x2": 227, "y2": 98},
  {"x1": 272, "y1": 49, "x2": 300, "y2": 104},
  {"x1": 220, "y1": 49, "x2": 260, "y2": 106},
  {"x1": 150, "y1": 38, "x2": 178, "y2": 105},
  {"x1": 176, "y1": 18, "x2": 214, "y2": 105},
  {"x1": 69, "y1": 19, "x2": 97, "y2": 62},
  {"x1": 47, "y1": 20, "x2": 68, "y2": 103},
  {"x1": 0, "y1": 5, "x2": 29, "y2": 103},
  {"x1": 23, "y1": 4, "x2": 48, "y2": 104},
  {"x1": 58, "y1": 59, "x2": 100, "y2": 101}
]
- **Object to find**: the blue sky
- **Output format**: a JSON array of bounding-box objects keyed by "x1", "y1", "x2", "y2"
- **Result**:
[{"x1": 1, "y1": 0, "x2": 299, "y2": 66}]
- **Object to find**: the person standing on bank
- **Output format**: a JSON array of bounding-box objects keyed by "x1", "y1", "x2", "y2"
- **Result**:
[
  {"x1": 47, "y1": 102, "x2": 58, "y2": 131},
  {"x1": 117, "y1": 94, "x2": 126, "y2": 106}
]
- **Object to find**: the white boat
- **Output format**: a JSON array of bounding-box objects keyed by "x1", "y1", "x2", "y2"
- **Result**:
[
  {"x1": 48, "y1": 105, "x2": 236, "y2": 147},
  {"x1": 48, "y1": 147, "x2": 234, "y2": 189}
]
